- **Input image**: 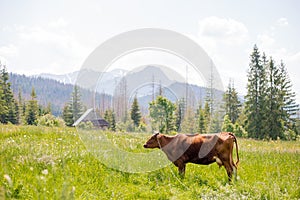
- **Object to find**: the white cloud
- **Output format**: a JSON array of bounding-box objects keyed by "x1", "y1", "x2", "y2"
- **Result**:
[
  {"x1": 0, "y1": 56, "x2": 8, "y2": 65},
  {"x1": 0, "y1": 44, "x2": 18, "y2": 57},
  {"x1": 277, "y1": 17, "x2": 289, "y2": 27},
  {"x1": 257, "y1": 33, "x2": 275, "y2": 47},
  {"x1": 48, "y1": 18, "x2": 68, "y2": 29},
  {"x1": 198, "y1": 16, "x2": 249, "y2": 45},
  {"x1": 9, "y1": 23, "x2": 91, "y2": 74}
]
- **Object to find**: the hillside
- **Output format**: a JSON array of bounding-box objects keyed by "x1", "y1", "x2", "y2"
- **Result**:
[
  {"x1": 8, "y1": 66, "x2": 227, "y2": 116},
  {"x1": 9, "y1": 73, "x2": 75, "y2": 116}
]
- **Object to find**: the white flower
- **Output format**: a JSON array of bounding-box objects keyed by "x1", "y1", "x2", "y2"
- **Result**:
[
  {"x1": 4, "y1": 174, "x2": 12, "y2": 186},
  {"x1": 42, "y1": 169, "x2": 48, "y2": 175}
]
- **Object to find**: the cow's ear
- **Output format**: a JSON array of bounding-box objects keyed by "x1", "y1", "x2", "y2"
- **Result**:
[{"x1": 153, "y1": 132, "x2": 159, "y2": 137}]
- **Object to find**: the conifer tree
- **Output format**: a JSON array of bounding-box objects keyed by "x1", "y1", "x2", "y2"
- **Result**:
[
  {"x1": 104, "y1": 109, "x2": 116, "y2": 131},
  {"x1": 197, "y1": 106, "x2": 206, "y2": 134},
  {"x1": 175, "y1": 99, "x2": 185, "y2": 132},
  {"x1": 203, "y1": 101, "x2": 211, "y2": 132},
  {"x1": 181, "y1": 106, "x2": 196, "y2": 133},
  {"x1": 278, "y1": 61, "x2": 299, "y2": 133},
  {"x1": 62, "y1": 103, "x2": 74, "y2": 126},
  {"x1": 244, "y1": 45, "x2": 299, "y2": 139},
  {"x1": 0, "y1": 64, "x2": 18, "y2": 124},
  {"x1": 266, "y1": 57, "x2": 283, "y2": 139},
  {"x1": 26, "y1": 87, "x2": 39, "y2": 125},
  {"x1": 72, "y1": 85, "x2": 84, "y2": 122},
  {"x1": 130, "y1": 95, "x2": 141, "y2": 127},
  {"x1": 244, "y1": 45, "x2": 268, "y2": 139},
  {"x1": 223, "y1": 81, "x2": 241, "y2": 124},
  {"x1": 62, "y1": 85, "x2": 84, "y2": 126}
]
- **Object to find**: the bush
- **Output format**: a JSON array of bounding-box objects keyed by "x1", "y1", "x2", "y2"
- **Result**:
[
  {"x1": 37, "y1": 114, "x2": 65, "y2": 127},
  {"x1": 77, "y1": 121, "x2": 94, "y2": 130},
  {"x1": 283, "y1": 129, "x2": 297, "y2": 141},
  {"x1": 234, "y1": 123, "x2": 248, "y2": 138},
  {"x1": 221, "y1": 115, "x2": 234, "y2": 132}
]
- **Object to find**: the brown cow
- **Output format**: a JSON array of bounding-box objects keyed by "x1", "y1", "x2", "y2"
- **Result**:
[{"x1": 143, "y1": 132, "x2": 239, "y2": 181}]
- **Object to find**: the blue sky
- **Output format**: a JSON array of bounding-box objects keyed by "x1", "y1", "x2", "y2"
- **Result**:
[{"x1": 0, "y1": 0, "x2": 299, "y2": 102}]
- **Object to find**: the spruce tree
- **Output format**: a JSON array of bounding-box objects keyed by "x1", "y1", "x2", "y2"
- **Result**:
[
  {"x1": 175, "y1": 99, "x2": 185, "y2": 132},
  {"x1": 244, "y1": 45, "x2": 268, "y2": 139},
  {"x1": 62, "y1": 85, "x2": 84, "y2": 126},
  {"x1": 197, "y1": 106, "x2": 206, "y2": 134},
  {"x1": 62, "y1": 103, "x2": 74, "y2": 126},
  {"x1": 203, "y1": 101, "x2": 211, "y2": 132},
  {"x1": 266, "y1": 57, "x2": 283, "y2": 139},
  {"x1": 130, "y1": 95, "x2": 141, "y2": 127},
  {"x1": 181, "y1": 107, "x2": 197, "y2": 133},
  {"x1": 26, "y1": 87, "x2": 39, "y2": 125},
  {"x1": 244, "y1": 45, "x2": 299, "y2": 140},
  {"x1": 72, "y1": 85, "x2": 84, "y2": 122},
  {"x1": 278, "y1": 61, "x2": 299, "y2": 135},
  {"x1": 0, "y1": 64, "x2": 18, "y2": 124},
  {"x1": 223, "y1": 81, "x2": 241, "y2": 124},
  {"x1": 104, "y1": 109, "x2": 116, "y2": 131}
]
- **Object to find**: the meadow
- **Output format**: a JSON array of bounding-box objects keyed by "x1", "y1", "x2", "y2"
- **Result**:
[{"x1": 1, "y1": 125, "x2": 300, "y2": 199}]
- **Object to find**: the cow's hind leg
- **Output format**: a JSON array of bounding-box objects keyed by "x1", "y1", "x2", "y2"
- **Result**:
[{"x1": 223, "y1": 162, "x2": 234, "y2": 182}]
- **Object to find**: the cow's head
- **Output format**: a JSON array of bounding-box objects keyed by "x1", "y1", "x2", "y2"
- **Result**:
[{"x1": 143, "y1": 132, "x2": 162, "y2": 149}]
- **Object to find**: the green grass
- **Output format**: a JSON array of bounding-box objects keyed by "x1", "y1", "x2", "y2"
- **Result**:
[{"x1": 1, "y1": 125, "x2": 300, "y2": 199}]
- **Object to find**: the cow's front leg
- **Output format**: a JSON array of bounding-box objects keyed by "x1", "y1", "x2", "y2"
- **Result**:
[{"x1": 174, "y1": 160, "x2": 186, "y2": 178}]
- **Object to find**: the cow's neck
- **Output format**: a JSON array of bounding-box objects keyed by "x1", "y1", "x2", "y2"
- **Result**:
[{"x1": 158, "y1": 135, "x2": 173, "y2": 148}]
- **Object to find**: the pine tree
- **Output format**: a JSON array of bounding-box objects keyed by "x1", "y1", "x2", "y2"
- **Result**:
[
  {"x1": 104, "y1": 109, "x2": 116, "y2": 131},
  {"x1": 278, "y1": 61, "x2": 299, "y2": 133},
  {"x1": 244, "y1": 45, "x2": 299, "y2": 140},
  {"x1": 175, "y1": 99, "x2": 185, "y2": 132},
  {"x1": 62, "y1": 85, "x2": 84, "y2": 126},
  {"x1": 0, "y1": 64, "x2": 18, "y2": 124},
  {"x1": 130, "y1": 95, "x2": 141, "y2": 127},
  {"x1": 181, "y1": 106, "x2": 197, "y2": 133},
  {"x1": 244, "y1": 45, "x2": 268, "y2": 139},
  {"x1": 62, "y1": 103, "x2": 74, "y2": 126},
  {"x1": 197, "y1": 106, "x2": 206, "y2": 134},
  {"x1": 266, "y1": 57, "x2": 283, "y2": 139},
  {"x1": 203, "y1": 101, "x2": 211, "y2": 132},
  {"x1": 72, "y1": 85, "x2": 84, "y2": 122},
  {"x1": 25, "y1": 87, "x2": 39, "y2": 125},
  {"x1": 223, "y1": 81, "x2": 241, "y2": 124}
]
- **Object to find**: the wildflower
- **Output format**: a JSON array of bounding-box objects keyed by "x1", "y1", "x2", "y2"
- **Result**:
[
  {"x1": 42, "y1": 169, "x2": 48, "y2": 175},
  {"x1": 4, "y1": 174, "x2": 12, "y2": 186}
]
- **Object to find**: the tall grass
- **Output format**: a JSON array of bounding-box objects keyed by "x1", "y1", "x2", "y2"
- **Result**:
[{"x1": 1, "y1": 125, "x2": 299, "y2": 199}]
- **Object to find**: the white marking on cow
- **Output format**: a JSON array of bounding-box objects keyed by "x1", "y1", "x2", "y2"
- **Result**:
[{"x1": 213, "y1": 156, "x2": 223, "y2": 167}]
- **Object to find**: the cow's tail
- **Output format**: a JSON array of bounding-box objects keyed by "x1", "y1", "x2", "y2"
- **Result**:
[{"x1": 229, "y1": 132, "x2": 239, "y2": 166}]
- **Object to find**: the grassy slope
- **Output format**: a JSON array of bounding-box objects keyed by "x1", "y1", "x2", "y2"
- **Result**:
[{"x1": 0, "y1": 125, "x2": 300, "y2": 199}]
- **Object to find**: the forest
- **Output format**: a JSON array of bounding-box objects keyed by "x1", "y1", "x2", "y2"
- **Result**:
[{"x1": 0, "y1": 45, "x2": 299, "y2": 140}]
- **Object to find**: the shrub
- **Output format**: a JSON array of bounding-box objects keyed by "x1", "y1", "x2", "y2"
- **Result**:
[
  {"x1": 234, "y1": 123, "x2": 248, "y2": 138},
  {"x1": 37, "y1": 114, "x2": 65, "y2": 127},
  {"x1": 77, "y1": 121, "x2": 94, "y2": 130},
  {"x1": 283, "y1": 129, "x2": 297, "y2": 141}
]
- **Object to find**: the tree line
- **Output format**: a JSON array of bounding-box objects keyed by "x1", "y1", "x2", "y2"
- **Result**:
[
  {"x1": 0, "y1": 63, "x2": 57, "y2": 126},
  {"x1": 1, "y1": 44, "x2": 299, "y2": 140}
]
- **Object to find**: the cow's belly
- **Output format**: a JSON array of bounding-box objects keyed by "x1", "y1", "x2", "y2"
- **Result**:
[{"x1": 190, "y1": 157, "x2": 215, "y2": 165}]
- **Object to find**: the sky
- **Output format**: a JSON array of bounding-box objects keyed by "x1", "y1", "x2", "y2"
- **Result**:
[{"x1": 0, "y1": 0, "x2": 299, "y2": 103}]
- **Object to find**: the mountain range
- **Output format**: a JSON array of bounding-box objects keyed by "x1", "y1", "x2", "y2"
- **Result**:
[{"x1": 9, "y1": 65, "x2": 225, "y2": 116}]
